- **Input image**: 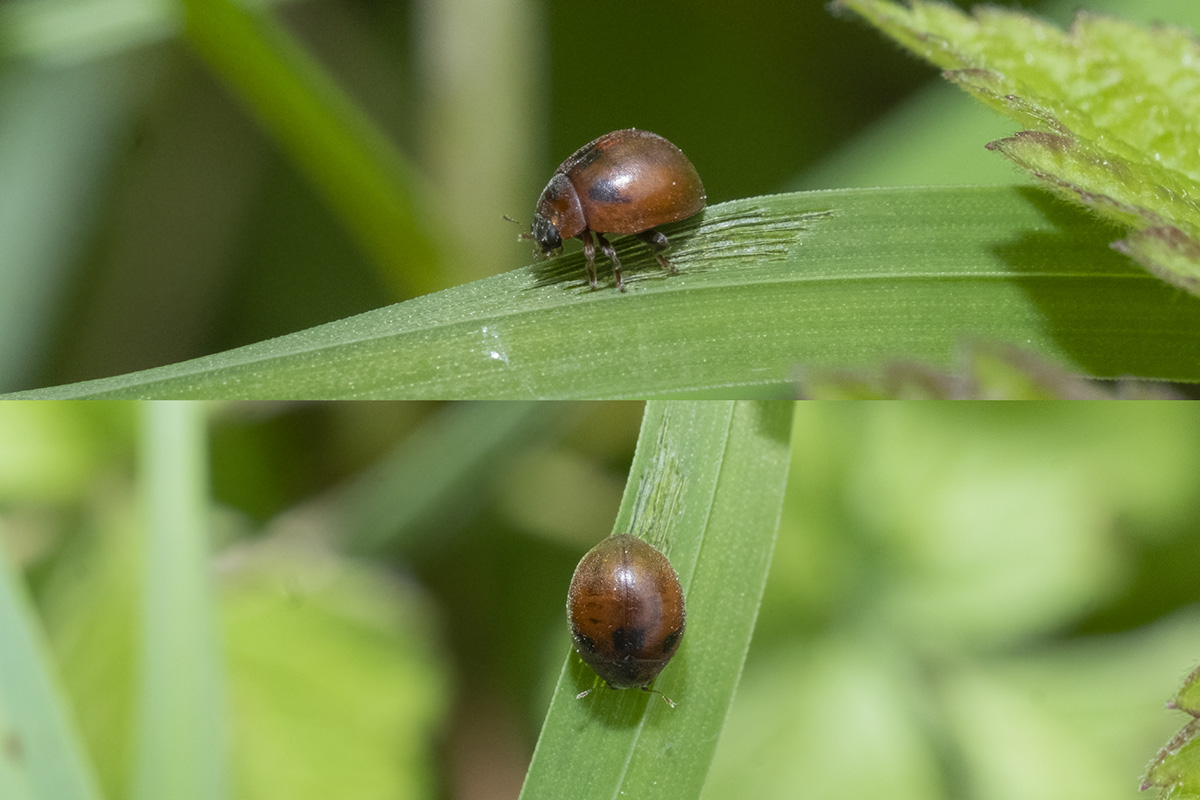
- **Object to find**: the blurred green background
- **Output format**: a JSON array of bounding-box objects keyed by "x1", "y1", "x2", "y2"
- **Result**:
[
  {"x1": 2, "y1": 401, "x2": 1199, "y2": 799},
  {"x1": 3, "y1": 0, "x2": 1199, "y2": 393}
]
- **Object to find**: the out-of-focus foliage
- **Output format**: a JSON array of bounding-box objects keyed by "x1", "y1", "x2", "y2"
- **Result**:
[
  {"x1": 2, "y1": 402, "x2": 1199, "y2": 798},
  {"x1": 17, "y1": 403, "x2": 453, "y2": 800},
  {"x1": 706, "y1": 403, "x2": 1200, "y2": 800}
]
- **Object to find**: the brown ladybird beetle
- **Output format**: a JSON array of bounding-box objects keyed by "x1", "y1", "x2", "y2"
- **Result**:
[
  {"x1": 531, "y1": 129, "x2": 705, "y2": 292},
  {"x1": 567, "y1": 534, "x2": 686, "y2": 707}
]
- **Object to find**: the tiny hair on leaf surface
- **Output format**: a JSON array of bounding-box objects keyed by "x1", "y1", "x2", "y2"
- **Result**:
[{"x1": 835, "y1": 0, "x2": 1200, "y2": 295}]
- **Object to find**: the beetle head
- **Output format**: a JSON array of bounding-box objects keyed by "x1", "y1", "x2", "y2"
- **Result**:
[{"x1": 530, "y1": 213, "x2": 563, "y2": 257}]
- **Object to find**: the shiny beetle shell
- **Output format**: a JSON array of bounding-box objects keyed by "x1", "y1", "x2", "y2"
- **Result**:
[
  {"x1": 531, "y1": 129, "x2": 705, "y2": 292},
  {"x1": 566, "y1": 534, "x2": 686, "y2": 690}
]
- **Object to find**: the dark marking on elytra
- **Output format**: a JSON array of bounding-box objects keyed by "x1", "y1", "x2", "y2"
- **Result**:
[
  {"x1": 611, "y1": 626, "x2": 645, "y2": 654},
  {"x1": 661, "y1": 628, "x2": 682, "y2": 654},
  {"x1": 588, "y1": 179, "x2": 632, "y2": 205}
]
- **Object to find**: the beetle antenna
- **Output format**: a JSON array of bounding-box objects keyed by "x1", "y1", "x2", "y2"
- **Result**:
[
  {"x1": 502, "y1": 214, "x2": 534, "y2": 242},
  {"x1": 642, "y1": 686, "x2": 676, "y2": 709},
  {"x1": 574, "y1": 685, "x2": 675, "y2": 708}
]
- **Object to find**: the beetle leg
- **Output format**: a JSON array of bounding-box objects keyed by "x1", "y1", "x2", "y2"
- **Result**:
[
  {"x1": 580, "y1": 230, "x2": 599, "y2": 289},
  {"x1": 595, "y1": 232, "x2": 626, "y2": 292},
  {"x1": 635, "y1": 229, "x2": 677, "y2": 274}
]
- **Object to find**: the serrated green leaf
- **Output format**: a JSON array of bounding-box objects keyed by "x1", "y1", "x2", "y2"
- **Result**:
[
  {"x1": 519, "y1": 401, "x2": 793, "y2": 800},
  {"x1": 1145, "y1": 658, "x2": 1200, "y2": 798},
  {"x1": 1114, "y1": 224, "x2": 1200, "y2": 292},
  {"x1": 1144, "y1": 719, "x2": 1200, "y2": 798},
  {"x1": 1173, "y1": 662, "x2": 1200, "y2": 716},
  {"x1": 6, "y1": 186, "x2": 1200, "y2": 399},
  {"x1": 836, "y1": 0, "x2": 1200, "y2": 295}
]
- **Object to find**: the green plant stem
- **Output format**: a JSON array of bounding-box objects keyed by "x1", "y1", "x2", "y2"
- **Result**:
[{"x1": 132, "y1": 402, "x2": 228, "y2": 800}]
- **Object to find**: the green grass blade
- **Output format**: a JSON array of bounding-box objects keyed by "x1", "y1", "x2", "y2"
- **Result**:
[
  {"x1": 5, "y1": 185, "x2": 1200, "y2": 399},
  {"x1": 0, "y1": 548, "x2": 103, "y2": 800},
  {"x1": 131, "y1": 403, "x2": 228, "y2": 800},
  {"x1": 519, "y1": 400, "x2": 793, "y2": 800}
]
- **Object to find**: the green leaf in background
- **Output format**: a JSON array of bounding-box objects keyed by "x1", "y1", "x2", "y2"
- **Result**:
[
  {"x1": 221, "y1": 541, "x2": 448, "y2": 800},
  {"x1": 0, "y1": 539, "x2": 103, "y2": 800},
  {"x1": 520, "y1": 401, "x2": 793, "y2": 800},
  {"x1": 7, "y1": 185, "x2": 1200, "y2": 399},
  {"x1": 835, "y1": 0, "x2": 1200, "y2": 295},
  {"x1": 705, "y1": 404, "x2": 1200, "y2": 800},
  {"x1": 40, "y1": 481, "x2": 143, "y2": 800}
]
